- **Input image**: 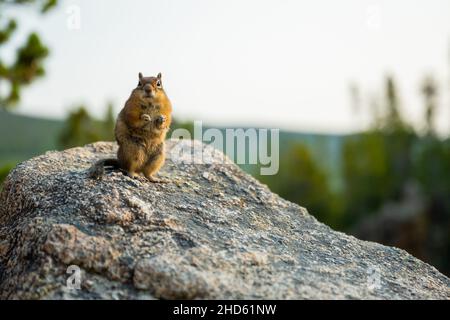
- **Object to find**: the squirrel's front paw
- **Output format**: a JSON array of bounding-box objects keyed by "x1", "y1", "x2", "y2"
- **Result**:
[
  {"x1": 131, "y1": 135, "x2": 146, "y2": 147},
  {"x1": 155, "y1": 115, "x2": 166, "y2": 127},
  {"x1": 141, "y1": 114, "x2": 151, "y2": 122}
]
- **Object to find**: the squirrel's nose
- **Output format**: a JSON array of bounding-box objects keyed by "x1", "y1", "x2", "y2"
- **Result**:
[{"x1": 144, "y1": 84, "x2": 152, "y2": 94}]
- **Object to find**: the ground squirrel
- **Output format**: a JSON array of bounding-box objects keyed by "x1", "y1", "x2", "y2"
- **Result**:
[{"x1": 89, "y1": 72, "x2": 172, "y2": 182}]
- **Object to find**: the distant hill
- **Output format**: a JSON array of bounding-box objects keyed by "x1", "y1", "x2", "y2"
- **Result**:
[{"x1": 0, "y1": 110, "x2": 63, "y2": 165}]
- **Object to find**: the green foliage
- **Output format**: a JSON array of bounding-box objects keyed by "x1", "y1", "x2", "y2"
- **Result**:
[
  {"x1": 103, "y1": 103, "x2": 115, "y2": 137},
  {"x1": 383, "y1": 76, "x2": 403, "y2": 130},
  {"x1": 58, "y1": 105, "x2": 115, "y2": 149},
  {"x1": 341, "y1": 76, "x2": 419, "y2": 224},
  {"x1": 338, "y1": 75, "x2": 449, "y2": 275},
  {"x1": 259, "y1": 144, "x2": 343, "y2": 227},
  {"x1": 0, "y1": 0, "x2": 58, "y2": 109},
  {"x1": 0, "y1": 0, "x2": 57, "y2": 13},
  {"x1": 413, "y1": 137, "x2": 450, "y2": 272},
  {"x1": 0, "y1": 162, "x2": 15, "y2": 190},
  {"x1": 168, "y1": 118, "x2": 194, "y2": 137},
  {"x1": 342, "y1": 132, "x2": 389, "y2": 223},
  {"x1": 414, "y1": 138, "x2": 450, "y2": 206},
  {"x1": 421, "y1": 75, "x2": 438, "y2": 135}
]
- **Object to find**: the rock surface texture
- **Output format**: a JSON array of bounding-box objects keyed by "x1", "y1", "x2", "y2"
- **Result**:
[{"x1": 0, "y1": 140, "x2": 449, "y2": 299}]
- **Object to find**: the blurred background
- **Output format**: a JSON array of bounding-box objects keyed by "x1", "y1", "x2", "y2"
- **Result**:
[{"x1": 0, "y1": 0, "x2": 449, "y2": 276}]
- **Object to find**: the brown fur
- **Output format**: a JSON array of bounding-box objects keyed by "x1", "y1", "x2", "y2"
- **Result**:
[{"x1": 90, "y1": 72, "x2": 172, "y2": 182}]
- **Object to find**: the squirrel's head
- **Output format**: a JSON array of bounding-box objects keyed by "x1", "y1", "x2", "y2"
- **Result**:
[{"x1": 137, "y1": 72, "x2": 165, "y2": 99}]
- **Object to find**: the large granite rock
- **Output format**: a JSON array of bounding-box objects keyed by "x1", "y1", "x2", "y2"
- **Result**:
[{"x1": 0, "y1": 140, "x2": 448, "y2": 299}]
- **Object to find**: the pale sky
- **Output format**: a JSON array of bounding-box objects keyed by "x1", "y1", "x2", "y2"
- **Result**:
[{"x1": 3, "y1": 0, "x2": 450, "y2": 135}]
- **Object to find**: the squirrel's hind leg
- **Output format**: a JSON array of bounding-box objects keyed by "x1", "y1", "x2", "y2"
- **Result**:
[
  {"x1": 143, "y1": 149, "x2": 167, "y2": 183},
  {"x1": 117, "y1": 144, "x2": 146, "y2": 179}
]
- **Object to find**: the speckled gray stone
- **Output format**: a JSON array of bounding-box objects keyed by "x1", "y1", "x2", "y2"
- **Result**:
[{"x1": 0, "y1": 140, "x2": 448, "y2": 299}]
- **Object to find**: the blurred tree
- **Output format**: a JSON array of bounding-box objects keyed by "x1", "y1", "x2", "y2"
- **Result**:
[
  {"x1": 259, "y1": 143, "x2": 342, "y2": 227},
  {"x1": 383, "y1": 76, "x2": 404, "y2": 131},
  {"x1": 421, "y1": 75, "x2": 438, "y2": 135},
  {"x1": 59, "y1": 106, "x2": 99, "y2": 148},
  {"x1": 102, "y1": 102, "x2": 116, "y2": 139},
  {"x1": 342, "y1": 76, "x2": 417, "y2": 226},
  {"x1": 368, "y1": 93, "x2": 382, "y2": 129},
  {"x1": 342, "y1": 132, "x2": 389, "y2": 225},
  {"x1": 413, "y1": 74, "x2": 450, "y2": 274},
  {"x1": 414, "y1": 137, "x2": 450, "y2": 273},
  {"x1": 341, "y1": 73, "x2": 450, "y2": 275},
  {"x1": 0, "y1": 162, "x2": 15, "y2": 190},
  {"x1": 168, "y1": 118, "x2": 194, "y2": 137},
  {"x1": 0, "y1": 0, "x2": 57, "y2": 109},
  {"x1": 59, "y1": 105, "x2": 115, "y2": 149},
  {"x1": 378, "y1": 76, "x2": 416, "y2": 200}
]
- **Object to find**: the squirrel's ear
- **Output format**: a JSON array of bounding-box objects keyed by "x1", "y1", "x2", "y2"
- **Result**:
[
  {"x1": 157, "y1": 72, "x2": 162, "y2": 79},
  {"x1": 138, "y1": 72, "x2": 143, "y2": 80}
]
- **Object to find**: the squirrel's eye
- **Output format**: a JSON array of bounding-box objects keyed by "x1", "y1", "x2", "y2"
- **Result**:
[{"x1": 156, "y1": 80, "x2": 162, "y2": 88}]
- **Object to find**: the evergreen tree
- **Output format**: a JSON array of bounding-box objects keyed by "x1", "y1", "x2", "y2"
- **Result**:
[
  {"x1": 0, "y1": 0, "x2": 57, "y2": 109},
  {"x1": 421, "y1": 75, "x2": 438, "y2": 135}
]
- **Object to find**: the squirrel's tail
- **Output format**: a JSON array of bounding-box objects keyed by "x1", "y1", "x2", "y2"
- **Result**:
[{"x1": 88, "y1": 158, "x2": 120, "y2": 179}]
